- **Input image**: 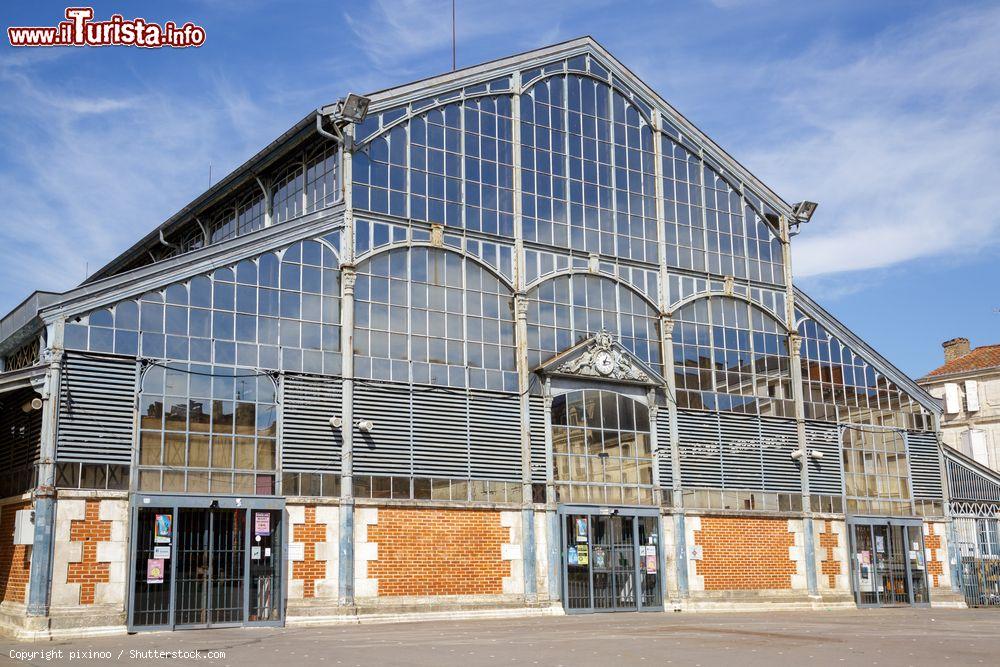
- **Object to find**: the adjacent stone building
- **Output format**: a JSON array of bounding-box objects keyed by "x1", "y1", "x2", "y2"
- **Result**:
[{"x1": 919, "y1": 338, "x2": 1000, "y2": 471}]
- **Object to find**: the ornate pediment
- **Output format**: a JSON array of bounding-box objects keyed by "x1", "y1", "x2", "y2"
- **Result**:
[{"x1": 536, "y1": 331, "x2": 663, "y2": 386}]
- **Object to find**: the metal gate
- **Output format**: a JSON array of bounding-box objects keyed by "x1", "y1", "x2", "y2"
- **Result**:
[
  {"x1": 952, "y1": 503, "x2": 1000, "y2": 608},
  {"x1": 846, "y1": 516, "x2": 929, "y2": 607},
  {"x1": 559, "y1": 505, "x2": 663, "y2": 613},
  {"x1": 128, "y1": 494, "x2": 285, "y2": 631}
]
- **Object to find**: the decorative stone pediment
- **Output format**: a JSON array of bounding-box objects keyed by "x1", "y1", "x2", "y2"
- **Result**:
[{"x1": 535, "y1": 331, "x2": 664, "y2": 386}]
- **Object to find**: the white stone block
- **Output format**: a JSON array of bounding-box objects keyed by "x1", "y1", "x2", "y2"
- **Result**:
[
  {"x1": 501, "y1": 544, "x2": 522, "y2": 560},
  {"x1": 98, "y1": 500, "x2": 128, "y2": 523},
  {"x1": 287, "y1": 579, "x2": 304, "y2": 600},
  {"x1": 355, "y1": 541, "x2": 378, "y2": 563},
  {"x1": 51, "y1": 582, "x2": 80, "y2": 607},
  {"x1": 96, "y1": 542, "x2": 124, "y2": 563},
  {"x1": 288, "y1": 541, "x2": 306, "y2": 562},
  {"x1": 55, "y1": 499, "x2": 86, "y2": 542},
  {"x1": 315, "y1": 579, "x2": 338, "y2": 599},
  {"x1": 286, "y1": 505, "x2": 306, "y2": 525},
  {"x1": 355, "y1": 577, "x2": 378, "y2": 598},
  {"x1": 314, "y1": 542, "x2": 337, "y2": 563},
  {"x1": 93, "y1": 582, "x2": 125, "y2": 606},
  {"x1": 315, "y1": 505, "x2": 338, "y2": 525}
]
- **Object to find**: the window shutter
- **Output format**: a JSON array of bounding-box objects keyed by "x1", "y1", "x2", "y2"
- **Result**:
[
  {"x1": 944, "y1": 383, "x2": 961, "y2": 414},
  {"x1": 965, "y1": 380, "x2": 980, "y2": 412},
  {"x1": 970, "y1": 429, "x2": 989, "y2": 467}
]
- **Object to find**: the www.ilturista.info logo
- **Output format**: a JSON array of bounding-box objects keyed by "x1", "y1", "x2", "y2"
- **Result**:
[{"x1": 7, "y1": 7, "x2": 206, "y2": 48}]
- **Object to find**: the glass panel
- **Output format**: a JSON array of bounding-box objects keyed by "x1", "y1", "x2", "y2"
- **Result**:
[{"x1": 565, "y1": 514, "x2": 591, "y2": 610}]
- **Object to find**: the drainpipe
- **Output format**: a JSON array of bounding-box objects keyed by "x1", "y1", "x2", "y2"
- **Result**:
[{"x1": 26, "y1": 318, "x2": 64, "y2": 620}]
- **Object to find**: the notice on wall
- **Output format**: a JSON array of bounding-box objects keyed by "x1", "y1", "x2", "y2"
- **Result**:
[
  {"x1": 688, "y1": 545, "x2": 703, "y2": 561},
  {"x1": 154, "y1": 514, "x2": 172, "y2": 544},
  {"x1": 577, "y1": 544, "x2": 589, "y2": 566},
  {"x1": 288, "y1": 542, "x2": 305, "y2": 561},
  {"x1": 575, "y1": 518, "x2": 588, "y2": 543},
  {"x1": 147, "y1": 558, "x2": 165, "y2": 584},
  {"x1": 153, "y1": 545, "x2": 170, "y2": 559},
  {"x1": 254, "y1": 512, "x2": 271, "y2": 537},
  {"x1": 252, "y1": 546, "x2": 262, "y2": 560}
]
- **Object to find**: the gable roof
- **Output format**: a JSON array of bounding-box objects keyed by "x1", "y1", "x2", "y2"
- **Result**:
[
  {"x1": 535, "y1": 331, "x2": 666, "y2": 386},
  {"x1": 922, "y1": 344, "x2": 1000, "y2": 380}
]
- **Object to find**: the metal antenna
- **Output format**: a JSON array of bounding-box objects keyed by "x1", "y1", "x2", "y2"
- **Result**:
[{"x1": 452, "y1": 0, "x2": 456, "y2": 71}]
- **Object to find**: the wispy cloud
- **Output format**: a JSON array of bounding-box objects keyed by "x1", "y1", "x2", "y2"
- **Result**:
[{"x1": 738, "y1": 4, "x2": 1000, "y2": 277}]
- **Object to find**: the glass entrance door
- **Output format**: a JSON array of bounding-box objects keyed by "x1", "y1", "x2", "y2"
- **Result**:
[
  {"x1": 849, "y1": 520, "x2": 927, "y2": 607},
  {"x1": 561, "y1": 509, "x2": 660, "y2": 613}
]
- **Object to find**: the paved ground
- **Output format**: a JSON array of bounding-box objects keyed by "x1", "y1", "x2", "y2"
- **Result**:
[{"x1": 3, "y1": 609, "x2": 998, "y2": 666}]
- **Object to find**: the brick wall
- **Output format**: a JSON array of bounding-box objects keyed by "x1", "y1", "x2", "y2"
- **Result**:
[
  {"x1": 925, "y1": 522, "x2": 944, "y2": 588},
  {"x1": 367, "y1": 508, "x2": 511, "y2": 597},
  {"x1": 693, "y1": 516, "x2": 796, "y2": 591},
  {"x1": 292, "y1": 506, "x2": 326, "y2": 598},
  {"x1": 287, "y1": 504, "x2": 337, "y2": 600},
  {"x1": 65, "y1": 500, "x2": 111, "y2": 605},
  {"x1": 817, "y1": 519, "x2": 842, "y2": 589},
  {"x1": 0, "y1": 501, "x2": 32, "y2": 604}
]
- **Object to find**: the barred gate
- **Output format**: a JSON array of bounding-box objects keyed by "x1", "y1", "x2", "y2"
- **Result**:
[{"x1": 952, "y1": 503, "x2": 1000, "y2": 608}]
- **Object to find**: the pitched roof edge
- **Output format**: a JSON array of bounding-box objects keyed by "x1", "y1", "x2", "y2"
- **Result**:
[{"x1": 794, "y1": 286, "x2": 940, "y2": 415}]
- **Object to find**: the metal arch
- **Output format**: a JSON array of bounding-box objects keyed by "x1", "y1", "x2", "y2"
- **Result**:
[
  {"x1": 352, "y1": 89, "x2": 516, "y2": 151},
  {"x1": 519, "y1": 69, "x2": 657, "y2": 128},
  {"x1": 666, "y1": 290, "x2": 788, "y2": 332},
  {"x1": 523, "y1": 267, "x2": 660, "y2": 313},
  {"x1": 352, "y1": 240, "x2": 517, "y2": 293},
  {"x1": 277, "y1": 234, "x2": 343, "y2": 266}
]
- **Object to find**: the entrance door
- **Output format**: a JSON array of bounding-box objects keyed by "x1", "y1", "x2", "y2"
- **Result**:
[
  {"x1": 129, "y1": 497, "x2": 284, "y2": 631},
  {"x1": 561, "y1": 509, "x2": 661, "y2": 613},
  {"x1": 849, "y1": 520, "x2": 926, "y2": 607}
]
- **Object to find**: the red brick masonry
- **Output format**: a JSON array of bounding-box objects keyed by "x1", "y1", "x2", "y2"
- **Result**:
[
  {"x1": 925, "y1": 523, "x2": 944, "y2": 587},
  {"x1": 292, "y1": 506, "x2": 328, "y2": 598},
  {"x1": 0, "y1": 501, "x2": 32, "y2": 603},
  {"x1": 368, "y1": 508, "x2": 511, "y2": 596},
  {"x1": 694, "y1": 516, "x2": 796, "y2": 591},
  {"x1": 65, "y1": 500, "x2": 111, "y2": 605},
  {"x1": 818, "y1": 520, "x2": 842, "y2": 588}
]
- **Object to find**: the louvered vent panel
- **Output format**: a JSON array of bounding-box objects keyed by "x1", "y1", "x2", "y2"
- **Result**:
[
  {"x1": 56, "y1": 352, "x2": 136, "y2": 464},
  {"x1": 0, "y1": 386, "x2": 43, "y2": 471},
  {"x1": 655, "y1": 411, "x2": 672, "y2": 488},
  {"x1": 353, "y1": 383, "x2": 412, "y2": 475},
  {"x1": 908, "y1": 430, "x2": 943, "y2": 500},
  {"x1": 281, "y1": 374, "x2": 342, "y2": 474},
  {"x1": 718, "y1": 413, "x2": 763, "y2": 490},
  {"x1": 759, "y1": 416, "x2": 800, "y2": 492},
  {"x1": 469, "y1": 392, "x2": 521, "y2": 481},
  {"x1": 412, "y1": 390, "x2": 468, "y2": 478},
  {"x1": 677, "y1": 410, "x2": 722, "y2": 488},
  {"x1": 948, "y1": 457, "x2": 1000, "y2": 503},
  {"x1": 805, "y1": 420, "x2": 842, "y2": 495},
  {"x1": 528, "y1": 395, "x2": 546, "y2": 483}
]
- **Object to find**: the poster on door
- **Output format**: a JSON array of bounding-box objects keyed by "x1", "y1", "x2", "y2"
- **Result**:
[
  {"x1": 575, "y1": 518, "x2": 588, "y2": 543},
  {"x1": 568, "y1": 546, "x2": 579, "y2": 566},
  {"x1": 577, "y1": 544, "x2": 589, "y2": 566},
  {"x1": 154, "y1": 514, "x2": 172, "y2": 544},
  {"x1": 254, "y1": 511, "x2": 271, "y2": 537},
  {"x1": 146, "y1": 558, "x2": 165, "y2": 584}
]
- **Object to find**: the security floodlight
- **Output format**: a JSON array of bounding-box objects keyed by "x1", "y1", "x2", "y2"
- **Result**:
[
  {"x1": 790, "y1": 449, "x2": 805, "y2": 461},
  {"x1": 809, "y1": 450, "x2": 825, "y2": 460},
  {"x1": 329, "y1": 416, "x2": 343, "y2": 429},
  {"x1": 21, "y1": 398, "x2": 42, "y2": 413},
  {"x1": 339, "y1": 94, "x2": 371, "y2": 123},
  {"x1": 357, "y1": 419, "x2": 375, "y2": 433},
  {"x1": 791, "y1": 201, "x2": 818, "y2": 224}
]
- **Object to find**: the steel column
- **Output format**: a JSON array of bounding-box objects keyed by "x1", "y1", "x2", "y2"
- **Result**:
[
  {"x1": 26, "y1": 319, "x2": 63, "y2": 617},
  {"x1": 338, "y1": 123, "x2": 357, "y2": 607}
]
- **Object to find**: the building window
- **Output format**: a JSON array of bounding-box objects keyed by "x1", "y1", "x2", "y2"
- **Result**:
[
  {"x1": 551, "y1": 389, "x2": 654, "y2": 505},
  {"x1": 136, "y1": 363, "x2": 278, "y2": 495},
  {"x1": 842, "y1": 426, "x2": 912, "y2": 516}
]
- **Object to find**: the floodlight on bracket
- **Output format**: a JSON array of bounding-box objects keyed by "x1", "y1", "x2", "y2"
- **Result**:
[
  {"x1": 316, "y1": 93, "x2": 372, "y2": 152},
  {"x1": 788, "y1": 201, "x2": 818, "y2": 237}
]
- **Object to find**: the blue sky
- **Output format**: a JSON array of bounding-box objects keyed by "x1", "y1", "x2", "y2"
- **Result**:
[{"x1": 1, "y1": 0, "x2": 997, "y2": 378}]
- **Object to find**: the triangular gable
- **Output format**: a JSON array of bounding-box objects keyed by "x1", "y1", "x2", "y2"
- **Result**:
[
  {"x1": 535, "y1": 331, "x2": 664, "y2": 386},
  {"x1": 944, "y1": 446, "x2": 1000, "y2": 503}
]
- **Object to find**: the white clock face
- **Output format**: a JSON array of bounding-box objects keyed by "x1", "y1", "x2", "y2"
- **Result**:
[{"x1": 594, "y1": 350, "x2": 615, "y2": 375}]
